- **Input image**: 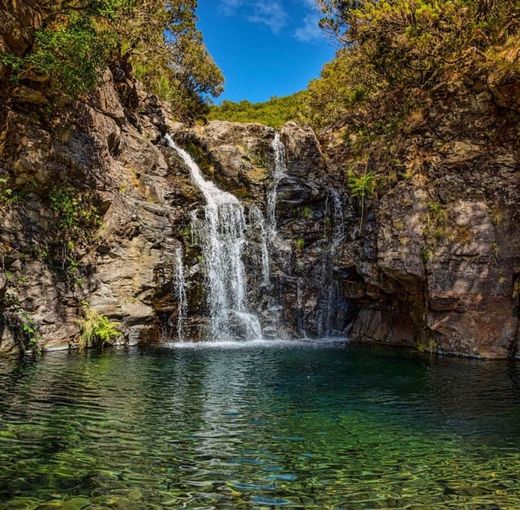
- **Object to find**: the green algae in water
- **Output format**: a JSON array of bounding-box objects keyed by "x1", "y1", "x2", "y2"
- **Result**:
[{"x1": 1, "y1": 342, "x2": 520, "y2": 508}]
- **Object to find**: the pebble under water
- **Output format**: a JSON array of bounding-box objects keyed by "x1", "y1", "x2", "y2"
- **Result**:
[{"x1": 1, "y1": 341, "x2": 520, "y2": 509}]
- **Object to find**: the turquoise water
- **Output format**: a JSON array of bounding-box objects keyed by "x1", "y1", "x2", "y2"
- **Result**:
[{"x1": 1, "y1": 340, "x2": 520, "y2": 509}]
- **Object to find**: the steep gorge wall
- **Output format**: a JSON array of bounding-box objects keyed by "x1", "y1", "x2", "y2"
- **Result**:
[
  {"x1": 324, "y1": 84, "x2": 520, "y2": 359},
  {"x1": 1, "y1": 0, "x2": 519, "y2": 358},
  {"x1": 0, "y1": 57, "x2": 348, "y2": 353}
]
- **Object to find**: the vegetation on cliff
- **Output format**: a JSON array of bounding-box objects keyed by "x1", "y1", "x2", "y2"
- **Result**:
[
  {"x1": 1, "y1": 0, "x2": 223, "y2": 120},
  {"x1": 208, "y1": 93, "x2": 308, "y2": 128},
  {"x1": 211, "y1": 0, "x2": 520, "y2": 131}
]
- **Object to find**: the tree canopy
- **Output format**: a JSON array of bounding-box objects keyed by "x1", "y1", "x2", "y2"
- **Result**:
[
  {"x1": 208, "y1": 93, "x2": 309, "y2": 128},
  {"x1": 2, "y1": 0, "x2": 223, "y2": 120}
]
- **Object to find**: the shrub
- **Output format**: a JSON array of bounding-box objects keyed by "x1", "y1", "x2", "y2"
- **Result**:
[
  {"x1": 306, "y1": 0, "x2": 520, "y2": 134},
  {"x1": 79, "y1": 305, "x2": 120, "y2": 350},
  {"x1": 348, "y1": 170, "x2": 377, "y2": 200},
  {"x1": 24, "y1": 15, "x2": 117, "y2": 96},
  {"x1": 209, "y1": 93, "x2": 308, "y2": 128}
]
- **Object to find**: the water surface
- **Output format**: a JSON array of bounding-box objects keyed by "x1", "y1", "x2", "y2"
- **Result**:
[{"x1": 1, "y1": 341, "x2": 520, "y2": 509}]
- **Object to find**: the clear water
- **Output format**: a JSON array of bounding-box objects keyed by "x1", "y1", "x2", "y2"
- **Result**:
[{"x1": 1, "y1": 342, "x2": 520, "y2": 509}]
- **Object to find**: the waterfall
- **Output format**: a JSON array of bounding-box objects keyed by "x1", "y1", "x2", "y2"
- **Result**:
[
  {"x1": 166, "y1": 135, "x2": 263, "y2": 341},
  {"x1": 329, "y1": 189, "x2": 346, "y2": 251},
  {"x1": 247, "y1": 205, "x2": 270, "y2": 287},
  {"x1": 267, "y1": 132, "x2": 287, "y2": 242},
  {"x1": 319, "y1": 189, "x2": 346, "y2": 336},
  {"x1": 174, "y1": 246, "x2": 187, "y2": 341}
]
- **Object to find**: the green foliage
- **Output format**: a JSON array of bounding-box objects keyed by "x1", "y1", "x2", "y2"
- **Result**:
[
  {"x1": 50, "y1": 187, "x2": 101, "y2": 240},
  {"x1": 299, "y1": 206, "x2": 314, "y2": 220},
  {"x1": 307, "y1": 0, "x2": 520, "y2": 131},
  {"x1": 426, "y1": 201, "x2": 448, "y2": 240},
  {"x1": 421, "y1": 246, "x2": 433, "y2": 263},
  {"x1": 0, "y1": 177, "x2": 20, "y2": 206},
  {"x1": 49, "y1": 187, "x2": 101, "y2": 282},
  {"x1": 294, "y1": 238, "x2": 305, "y2": 251},
  {"x1": 2, "y1": 0, "x2": 223, "y2": 119},
  {"x1": 25, "y1": 15, "x2": 117, "y2": 96},
  {"x1": 348, "y1": 169, "x2": 377, "y2": 231},
  {"x1": 79, "y1": 304, "x2": 120, "y2": 350},
  {"x1": 18, "y1": 310, "x2": 41, "y2": 351},
  {"x1": 2, "y1": 294, "x2": 41, "y2": 352},
  {"x1": 209, "y1": 93, "x2": 308, "y2": 128},
  {"x1": 306, "y1": 48, "x2": 377, "y2": 130},
  {"x1": 347, "y1": 170, "x2": 377, "y2": 200}
]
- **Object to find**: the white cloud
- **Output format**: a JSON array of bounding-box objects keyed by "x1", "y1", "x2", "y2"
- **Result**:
[
  {"x1": 295, "y1": 13, "x2": 322, "y2": 41},
  {"x1": 247, "y1": 2, "x2": 288, "y2": 33},
  {"x1": 218, "y1": 0, "x2": 288, "y2": 34},
  {"x1": 218, "y1": 0, "x2": 245, "y2": 16},
  {"x1": 294, "y1": 0, "x2": 325, "y2": 42}
]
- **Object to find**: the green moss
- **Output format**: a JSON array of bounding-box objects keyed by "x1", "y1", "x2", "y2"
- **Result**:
[{"x1": 294, "y1": 238, "x2": 305, "y2": 251}]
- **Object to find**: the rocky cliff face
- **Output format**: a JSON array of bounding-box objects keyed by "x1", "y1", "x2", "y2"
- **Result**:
[
  {"x1": 0, "y1": 60, "x2": 351, "y2": 354},
  {"x1": 1, "y1": 1, "x2": 519, "y2": 358},
  {"x1": 171, "y1": 121, "x2": 351, "y2": 340},
  {"x1": 323, "y1": 85, "x2": 520, "y2": 359}
]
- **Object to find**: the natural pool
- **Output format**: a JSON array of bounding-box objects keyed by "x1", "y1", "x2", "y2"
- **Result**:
[{"x1": 1, "y1": 340, "x2": 520, "y2": 509}]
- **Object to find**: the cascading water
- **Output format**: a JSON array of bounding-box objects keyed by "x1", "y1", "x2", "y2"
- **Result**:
[
  {"x1": 267, "y1": 132, "x2": 287, "y2": 243},
  {"x1": 174, "y1": 246, "x2": 187, "y2": 341},
  {"x1": 247, "y1": 205, "x2": 270, "y2": 287},
  {"x1": 166, "y1": 134, "x2": 263, "y2": 341},
  {"x1": 318, "y1": 189, "x2": 347, "y2": 336}
]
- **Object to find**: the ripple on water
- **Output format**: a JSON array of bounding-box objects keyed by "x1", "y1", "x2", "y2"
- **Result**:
[{"x1": 0, "y1": 343, "x2": 520, "y2": 508}]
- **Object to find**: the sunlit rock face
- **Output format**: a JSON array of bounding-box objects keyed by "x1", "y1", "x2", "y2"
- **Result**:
[
  {"x1": 320, "y1": 85, "x2": 520, "y2": 359},
  {"x1": 1, "y1": 10, "x2": 518, "y2": 357}
]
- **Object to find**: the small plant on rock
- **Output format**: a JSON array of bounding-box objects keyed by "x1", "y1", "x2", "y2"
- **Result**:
[
  {"x1": 49, "y1": 187, "x2": 101, "y2": 284},
  {"x1": 426, "y1": 201, "x2": 448, "y2": 240},
  {"x1": 79, "y1": 304, "x2": 120, "y2": 351},
  {"x1": 347, "y1": 169, "x2": 377, "y2": 230},
  {"x1": 294, "y1": 238, "x2": 305, "y2": 251},
  {"x1": 0, "y1": 176, "x2": 21, "y2": 206},
  {"x1": 299, "y1": 206, "x2": 314, "y2": 220}
]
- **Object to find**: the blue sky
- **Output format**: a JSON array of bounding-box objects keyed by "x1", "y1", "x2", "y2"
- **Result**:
[{"x1": 197, "y1": 0, "x2": 337, "y2": 104}]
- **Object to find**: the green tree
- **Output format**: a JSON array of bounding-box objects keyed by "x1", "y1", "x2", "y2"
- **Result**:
[
  {"x1": 209, "y1": 93, "x2": 308, "y2": 128},
  {"x1": 306, "y1": 0, "x2": 520, "y2": 130},
  {"x1": 2, "y1": 0, "x2": 223, "y2": 119}
]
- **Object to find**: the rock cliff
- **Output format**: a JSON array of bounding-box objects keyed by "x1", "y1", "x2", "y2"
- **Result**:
[
  {"x1": 324, "y1": 84, "x2": 520, "y2": 359},
  {"x1": 1, "y1": 1, "x2": 519, "y2": 358}
]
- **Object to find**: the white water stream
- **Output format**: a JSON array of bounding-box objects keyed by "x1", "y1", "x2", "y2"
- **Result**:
[
  {"x1": 266, "y1": 132, "x2": 287, "y2": 243},
  {"x1": 166, "y1": 134, "x2": 263, "y2": 340},
  {"x1": 173, "y1": 246, "x2": 187, "y2": 341}
]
